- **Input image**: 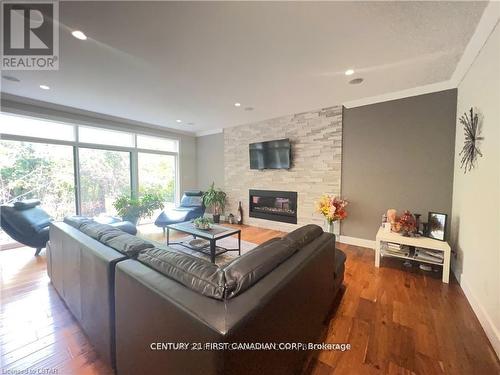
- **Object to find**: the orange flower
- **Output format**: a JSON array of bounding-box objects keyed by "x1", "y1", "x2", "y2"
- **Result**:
[{"x1": 315, "y1": 194, "x2": 349, "y2": 223}]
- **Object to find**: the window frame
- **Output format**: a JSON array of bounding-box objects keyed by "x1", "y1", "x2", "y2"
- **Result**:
[{"x1": 0, "y1": 113, "x2": 181, "y2": 214}]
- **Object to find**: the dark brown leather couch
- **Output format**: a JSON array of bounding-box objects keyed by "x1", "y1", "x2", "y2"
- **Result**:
[
  {"x1": 47, "y1": 219, "x2": 154, "y2": 367},
  {"x1": 47, "y1": 220, "x2": 344, "y2": 375},
  {"x1": 114, "y1": 225, "x2": 342, "y2": 375}
]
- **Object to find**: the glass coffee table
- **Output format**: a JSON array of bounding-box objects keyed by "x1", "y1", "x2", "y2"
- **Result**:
[{"x1": 166, "y1": 221, "x2": 241, "y2": 263}]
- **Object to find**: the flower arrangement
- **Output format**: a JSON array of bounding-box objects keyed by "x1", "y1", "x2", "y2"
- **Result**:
[
  {"x1": 316, "y1": 195, "x2": 348, "y2": 224},
  {"x1": 395, "y1": 210, "x2": 416, "y2": 234},
  {"x1": 387, "y1": 209, "x2": 417, "y2": 236}
]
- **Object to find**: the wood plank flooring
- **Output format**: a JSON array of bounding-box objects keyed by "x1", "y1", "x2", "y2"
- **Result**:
[{"x1": 1, "y1": 226, "x2": 499, "y2": 374}]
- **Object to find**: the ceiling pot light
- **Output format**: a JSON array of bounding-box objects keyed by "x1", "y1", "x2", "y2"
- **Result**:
[
  {"x1": 234, "y1": 102, "x2": 241, "y2": 107},
  {"x1": 349, "y1": 78, "x2": 364, "y2": 85},
  {"x1": 1, "y1": 75, "x2": 20, "y2": 82},
  {"x1": 39, "y1": 85, "x2": 50, "y2": 90},
  {"x1": 72, "y1": 30, "x2": 87, "y2": 40},
  {"x1": 345, "y1": 69, "x2": 354, "y2": 76},
  {"x1": 244, "y1": 107, "x2": 254, "y2": 111},
  {"x1": 176, "y1": 120, "x2": 182, "y2": 123}
]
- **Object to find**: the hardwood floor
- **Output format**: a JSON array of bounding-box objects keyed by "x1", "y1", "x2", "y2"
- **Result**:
[{"x1": 1, "y1": 226, "x2": 498, "y2": 374}]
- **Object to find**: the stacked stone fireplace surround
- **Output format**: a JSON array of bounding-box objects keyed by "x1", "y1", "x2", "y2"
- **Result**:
[{"x1": 224, "y1": 105, "x2": 343, "y2": 232}]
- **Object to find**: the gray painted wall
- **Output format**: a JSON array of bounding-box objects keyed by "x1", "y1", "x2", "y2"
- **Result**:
[
  {"x1": 196, "y1": 132, "x2": 224, "y2": 191},
  {"x1": 341, "y1": 89, "x2": 457, "y2": 240}
]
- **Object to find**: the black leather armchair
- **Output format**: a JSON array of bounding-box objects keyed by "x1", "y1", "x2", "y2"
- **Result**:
[
  {"x1": 154, "y1": 191, "x2": 205, "y2": 234},
  {"x1": 0, "y1": 199, "x2": 52, "y2": 256}
]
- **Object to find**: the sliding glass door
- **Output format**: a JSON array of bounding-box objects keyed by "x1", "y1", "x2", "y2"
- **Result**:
[
  {"x1": 0, "y1": 140, "x2": 75, "y2": 218},
  {"x1": 0, "y1": 140, "x2": 75, "y2": 247},
  {"x1": 137, "y1": 152, "x2": 176, "y2": 223},
  {"x1": 138, "y1": 153, "x2": 176, "y2": 203},
  {"x1": 79, "y1": 148, "x2": 131, "y2": 217},
  {"x1": 0, "y1": 112, "x2": 181, "y2": 245}
]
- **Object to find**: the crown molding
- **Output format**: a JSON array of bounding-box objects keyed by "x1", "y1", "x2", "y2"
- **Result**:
[
  {"x1": 342, "y1": 80, "x2": 454, "y2": 109},
  {"x1": 196, "y1": 128, "x2": 223, "y2": 137},
  {"x1": 450, "y1": 1, "x2": 500, "y2": 87},
  {"x1": 343, "y1": 2, "x2": 499, "y2": 110},
  {"x1": 1, "y1": 93, "x2": 196, "y2": 138}
]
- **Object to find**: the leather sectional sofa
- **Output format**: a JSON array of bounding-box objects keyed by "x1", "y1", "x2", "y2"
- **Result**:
[{"x1": 47, "y1": 218, "x2": 345, "y2": 375}]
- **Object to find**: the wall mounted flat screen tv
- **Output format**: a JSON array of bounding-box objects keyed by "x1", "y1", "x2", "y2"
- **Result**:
[{"x1": 249, "y1": 139, "x2": 291, "y2": 170}]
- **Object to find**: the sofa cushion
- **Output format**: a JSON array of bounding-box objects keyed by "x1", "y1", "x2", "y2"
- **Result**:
[
  {"x1": 79, "y1": 222, "x2": 117, "y2": 241},
  {"x1": 100, "y1": 232, "x2": 154, "y2": 258},
  {"x1": 64, "y1": 215, "x2": 93, "y2": 229},
  {"x1": 138, "y1": 248, "x2": 226, "y2": 300},
  {"x1": 282, "y1": 224, "x2": 323, "y2": 248},
  {"x1": 224, "y1": 237, "x2": 296, "y2": 299},
  {"x1": 109, "y1": 221, "x2": 137, "y2": 235}
]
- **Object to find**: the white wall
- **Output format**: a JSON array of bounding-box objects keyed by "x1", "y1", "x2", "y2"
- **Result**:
[{"x1": 451, "y1": 21, "x2": 500, "y2": 357}]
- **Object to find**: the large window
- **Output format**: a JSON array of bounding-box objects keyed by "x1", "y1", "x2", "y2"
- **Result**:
[
  {"x1": 0, "y1": 140, "x2": 76, "y2": 239},
  {"x1": 0, "y1": 113, "x2": 75, "y2": 141},
  {"x1": 79, "y1": 148, "x2": 131, "y2": 217},
  {"x1": 137, "y1": 134, "x2": 178, "y2": 152},
  {"x1": 79, "y1": 126, "x2": 135, "y2": 147},
  {"x1": 0, "y1": 112, "x2": 180, "y2": 233},
  {"x1": 138, "y1": 153, "x2": 176, "y2": 203}
]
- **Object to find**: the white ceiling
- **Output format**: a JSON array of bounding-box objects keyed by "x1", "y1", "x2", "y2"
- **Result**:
[{"x1": 0, "y1": 1, "x2": 488, "y2": 135}]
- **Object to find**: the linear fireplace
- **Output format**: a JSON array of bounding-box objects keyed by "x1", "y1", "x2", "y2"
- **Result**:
[{"x1": 249, "y1": 189, "x2": 298, "y2": 224}]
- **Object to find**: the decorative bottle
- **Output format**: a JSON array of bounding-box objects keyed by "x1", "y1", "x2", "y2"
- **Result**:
[{"x1": 237, "y1": 201, "x2": 243, "y2": 225}]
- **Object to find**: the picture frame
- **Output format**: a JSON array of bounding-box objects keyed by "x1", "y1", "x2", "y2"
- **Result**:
[{"x1": 427, "y1": 212, "x2": 447, "y2": 241}]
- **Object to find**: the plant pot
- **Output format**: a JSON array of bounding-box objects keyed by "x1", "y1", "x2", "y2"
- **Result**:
[{"x1": 212, "y1": 214, "x2": 220, "y2": 224}]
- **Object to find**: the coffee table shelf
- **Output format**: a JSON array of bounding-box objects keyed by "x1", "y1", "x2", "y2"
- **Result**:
[{"x1": 166, "y1": 222, "x2": 241, "y2": 263}]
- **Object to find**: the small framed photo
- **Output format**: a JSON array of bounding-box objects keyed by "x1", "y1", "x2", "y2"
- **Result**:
[{"x1": 427, "y1": 212, "x2": 447, "y2": 241}]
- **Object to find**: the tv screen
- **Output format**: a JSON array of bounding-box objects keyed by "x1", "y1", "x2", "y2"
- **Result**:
[{"x1": 249, "y1": 139, "x2": 291, "y2": 170}]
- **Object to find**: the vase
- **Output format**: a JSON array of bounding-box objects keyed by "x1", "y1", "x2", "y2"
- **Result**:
[{"x1": 325, "y1": 220, "x2": 338, "y2": 234}]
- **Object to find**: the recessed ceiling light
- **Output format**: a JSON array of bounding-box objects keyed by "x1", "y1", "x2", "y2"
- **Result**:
[
  {"x1": 349, "y1": 78, "x2": 364, "y2": 85},
  {"x1": 234, "y1": 102, "x2": 241, "y2": 107},
  {"x1": 345, "y1": 69, "x2": 354, "y2": 76},
  {"x1": 187, "y1": 122, "x2": 195, "y2": 125},
  {"x1": 39, "y1": 85, "x2": 50, "y2": 90},
  {"x1": 71, "y1": 30, "x2": 87, "y2": 40},
  {"x1": 244, "y1": 107, "x2": 254, "y2": 111},
  {"x1": 176, "y1": 119, "x2": 182, "y2": 123},
  {"x1": 1, "y1": 75, "x2": 20, "y2": 82}
]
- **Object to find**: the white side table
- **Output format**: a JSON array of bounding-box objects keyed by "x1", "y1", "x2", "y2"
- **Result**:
[{"x1": 375, "y1": 227, "x2": 451, "y2": 283}]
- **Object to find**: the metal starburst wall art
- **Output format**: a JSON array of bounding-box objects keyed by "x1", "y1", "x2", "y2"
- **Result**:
[{"x1": 459, "y1": 107, "x2": 483, "y2": 173}]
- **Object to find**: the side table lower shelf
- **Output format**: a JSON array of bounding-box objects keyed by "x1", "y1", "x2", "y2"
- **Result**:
[{"x1": 375, "y1": 228, "x2": 451, "y2": 283}]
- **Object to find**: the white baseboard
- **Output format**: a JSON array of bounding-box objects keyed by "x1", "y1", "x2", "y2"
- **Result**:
[
  {"x1": 460, "y1": 276, "x2": 500, "y2": 359},
  {"x1": 338, "y1": 235, "x2": 375, "y2": 249}
]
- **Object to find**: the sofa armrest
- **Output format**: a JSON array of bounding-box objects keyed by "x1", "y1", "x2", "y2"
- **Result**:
[{"x1": 114, "y1": 260, "x2": 225, "y2": 375}]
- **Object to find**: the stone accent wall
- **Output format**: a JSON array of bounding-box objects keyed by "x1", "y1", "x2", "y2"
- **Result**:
[{"x1": 224, "y1": 106, "x2": 342, "y2": 232}]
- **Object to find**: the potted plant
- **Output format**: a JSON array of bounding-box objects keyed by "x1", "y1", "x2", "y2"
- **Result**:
[
  {"x1": 113, "y1": 192, "x2": 165, "y2": 225},
  {"x1": 193, "y1": 217, "x2": 212, "y2": 230},
  {"x1": 202, "y1": 182, "x2": 227, "y2": 223}
]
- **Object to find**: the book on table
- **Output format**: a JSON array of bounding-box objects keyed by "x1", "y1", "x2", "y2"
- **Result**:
[{"x1": 414, "y1": 249, "x2": 443, "y2": 263}]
